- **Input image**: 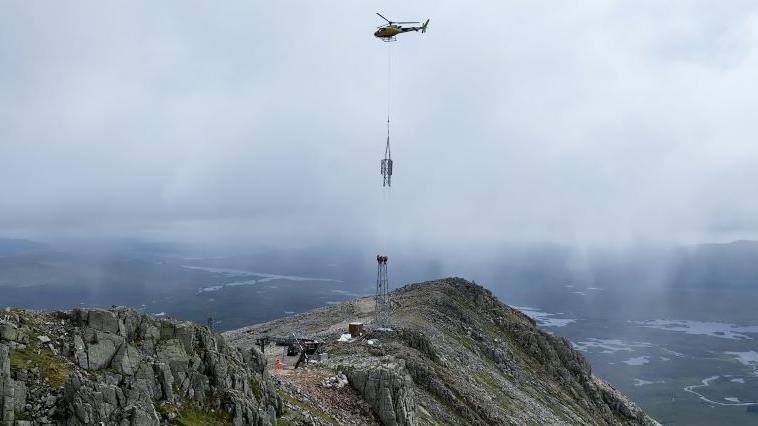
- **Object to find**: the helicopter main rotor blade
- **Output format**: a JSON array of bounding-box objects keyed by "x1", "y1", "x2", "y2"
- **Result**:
[
  {"x1": 376, "y1": 13, "x2": 391, "y2": 23},
  {"x1": 395, "y1": 21, "x2": 419, "y2": 24}
]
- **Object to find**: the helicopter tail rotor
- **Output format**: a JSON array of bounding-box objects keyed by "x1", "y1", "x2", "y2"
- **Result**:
[{"x1": 422, "y1": 19, "x2": 430, "y2": 33}]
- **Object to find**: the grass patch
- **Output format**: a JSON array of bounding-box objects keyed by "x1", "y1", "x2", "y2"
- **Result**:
[
  {"x1": 276, "y1": 418, "x2": 297, "y2": 426},
  {"x1": 14, "y1": 412, "x2": 32, "y2": 421},
  {"x1": 474, "y1": 371, "x2": 518, "y2": 412},
  {"x1": 474, "y1": 371, "x2": 499, "y2": 392},
  {"x1": 455, "y1": 332, "x2": 477, "y2": 353},
  {"x1": 276, "y1": 411, "x2": 307, "y2": 426},
  {"x1": 175, "y1": 404, "x2": 233, "y2": 426},
  {"x1": 277, "y1": 390, "x2": 338, "y2": 425},
  {"x1": 250, "y1": 378, "x2": 263, "y2": 400},
  {"x1": 10, "y1": 344, "x2": 71, "y2": 387},
  {"x1": 155, "y1": 401, "x2": 179, "y2": 418}
]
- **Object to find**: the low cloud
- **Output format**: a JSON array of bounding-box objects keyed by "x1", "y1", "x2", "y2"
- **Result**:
[{"x1": 2, "y1": 1, "x2": 758, "y2": 247}]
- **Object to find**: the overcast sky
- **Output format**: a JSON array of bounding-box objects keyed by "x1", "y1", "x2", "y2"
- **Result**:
[{"x1": 2, "y1": 1, "x2": 758, "y2": 248}]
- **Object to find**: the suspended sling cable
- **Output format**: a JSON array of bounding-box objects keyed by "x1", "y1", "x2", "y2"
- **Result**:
[
  {"x1": 381, "y1": 42, "x2": 393, "y2": 187},
  {"x1": 387, "y1": 39, "x2": 391, "y2": 117}
]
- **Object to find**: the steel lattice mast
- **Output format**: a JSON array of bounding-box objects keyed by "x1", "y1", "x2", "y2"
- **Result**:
[
  {"x1": 375, "y1": 255, "x2": 390, "y2": 327},
  {"x1": 380, "y1": 118, "x2": 393, "y2": 187}
]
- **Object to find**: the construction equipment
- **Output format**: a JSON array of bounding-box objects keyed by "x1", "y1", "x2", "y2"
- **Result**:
[
  {"x1": 291, "y1": 333, "x2": 320, "y2": 369},
  {"x1": 255, "y1": 336, "x2": 269, "y2": 353},
  {"x1": 349, "y1": 322, "x2": 365, "y2": 337}
]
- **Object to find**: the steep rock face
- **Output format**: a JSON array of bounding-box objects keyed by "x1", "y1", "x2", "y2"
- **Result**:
[
  {"x1": 1, "y1": 344, "x2": 16, "y2": 424},
  {"x1": 391, "y1": 279, "x2": 656, "y2": 425},
  {"x1": 340, "y1": 358, "x2": 415, "y2": 426},
  {"x1": 0, "y1": 307, "x2": 282, "y2": 425}
]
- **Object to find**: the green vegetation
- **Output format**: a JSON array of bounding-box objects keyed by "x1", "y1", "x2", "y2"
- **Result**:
[
  {"x1": 162, "y1": 389, "x2": 234, "y2": 426},
  {"x1": 249, "y1": 378, "x2": 263, "y2": 400},
  {"x1": 454, "y1": 331, "x2": 477, "y2": 352},
  {"x1": 155, "y1": 401, "x2": 179, "y2": 419},
  {"x1": 474, "y1": 371, "x2": 499, "y2": 392},
  {"x1": 275, "y1": 417, "x2": 298, "y2": 426},
  {"x1": 277, "y1": 390, "x2": 338, "y2": 425},
  {"x1": 5, "y1": 312, "x2": 71, "y2": 387},
  {"x1": 158, "y1": 394, "x2": 235, "y2": 425},
  {"x1": 14, "y1": 412, "x2": 32, "y2": 421},
  {"x1": 276, "y1": 408, "x2": 309, "y2": 426},
  {"x1": 10, "y1": 343, "x2": 71, "y2": 387},
  {"x1": 175, "y1": 404, "x2": 232, "y2": 426},
  {"x1": 473, "y1": 371, "x2": 516, "y2": 412}
]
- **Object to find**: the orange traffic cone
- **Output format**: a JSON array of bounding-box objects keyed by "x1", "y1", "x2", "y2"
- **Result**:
[{"x1": 275, "y1": 358, "x2": 281, "y2": 370}]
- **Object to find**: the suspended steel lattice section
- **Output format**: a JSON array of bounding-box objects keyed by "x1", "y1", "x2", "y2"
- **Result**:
[
  {"x1": 380, "y1": 118, "x2": 393, "y2": 187},
  {"x1": 375, "y1": 255, "x2": 390, "y2": 327}
]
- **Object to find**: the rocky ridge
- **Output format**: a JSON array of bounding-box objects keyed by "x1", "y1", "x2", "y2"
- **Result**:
[
  {"x1": 226, "y1": 278, "x2": 660, "y2": 425},
  {"x1": 0, "y1": 306, "x2": 281, "y2": 425},
  {"x1": 1, "y1": 277, "x2": 659, "y2": 425}
]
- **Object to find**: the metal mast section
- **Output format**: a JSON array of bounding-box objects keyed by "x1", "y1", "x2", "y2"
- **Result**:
[
  {"x1": 375, "y1": 255, "x2": 390, "y2": 327},
  {"x1": 381, "y1": 120, "x2": 392, "y2": 187}
]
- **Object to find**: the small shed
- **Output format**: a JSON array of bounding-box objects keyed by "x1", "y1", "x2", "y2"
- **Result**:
[{"x1": 348, "y1": 322, "x2": 364, "y2": 337}]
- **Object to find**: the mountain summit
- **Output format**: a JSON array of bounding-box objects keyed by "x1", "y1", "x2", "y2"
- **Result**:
[{"x1": 225, "y1": 278, "x2": 659, "y2": 425}]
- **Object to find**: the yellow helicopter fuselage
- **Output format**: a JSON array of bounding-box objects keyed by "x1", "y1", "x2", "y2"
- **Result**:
[{"x1": 374, "y1": 26, "x2": 402, "y2": 39}]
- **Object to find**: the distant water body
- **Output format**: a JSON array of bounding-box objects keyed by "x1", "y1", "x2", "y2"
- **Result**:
[
  {"x1": 630, "y1": 319, "x2": 758, "y2": 340},
  {"x1": 181, "y1": 265, "x2": 343, "y2": 294}
]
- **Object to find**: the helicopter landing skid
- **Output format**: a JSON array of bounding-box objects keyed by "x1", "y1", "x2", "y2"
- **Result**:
[{"x1": 381, "y1": 37, "x2": 397, "y2": 42}]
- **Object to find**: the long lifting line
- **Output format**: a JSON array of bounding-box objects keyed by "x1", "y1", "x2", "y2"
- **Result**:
[
  {"x1": 381, "y1": 41, "x2": 394, "y2": 188},
  {"x1": 387, "y1": 40, "x2": 391, "y2": 154}
]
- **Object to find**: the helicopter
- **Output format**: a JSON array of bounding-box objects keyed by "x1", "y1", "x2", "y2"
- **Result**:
[{"x1": 374, "y1": 13, "x2": 429, "y2": 41}]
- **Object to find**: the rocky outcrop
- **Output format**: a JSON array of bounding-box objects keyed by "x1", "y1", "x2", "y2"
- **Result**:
[
  {"x1": 0, "y1": 307, "x2": 282, "y2": 425},
  {"x1": 1, "y1": 343, "x2": 16, "y2": 424},
  {"x1": 340, "y1": 358, "x2": 415, "y2": 426}
]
